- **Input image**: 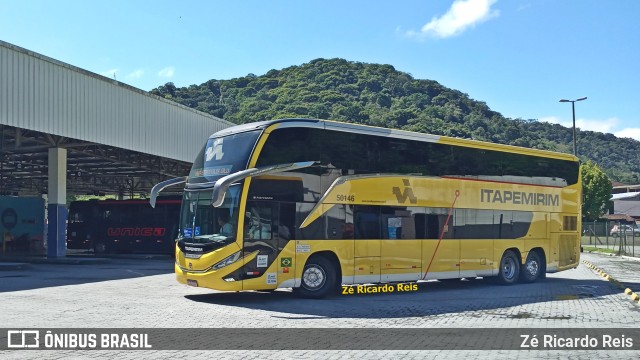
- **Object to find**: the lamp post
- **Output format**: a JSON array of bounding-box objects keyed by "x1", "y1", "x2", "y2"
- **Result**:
[{"x1": 559, "y1": 97, "x2": 587, "y2": 156}]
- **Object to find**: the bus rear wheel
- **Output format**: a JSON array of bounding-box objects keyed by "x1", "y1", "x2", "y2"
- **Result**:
[
  {"x1": 497, "y1": 250, "x2": 520, "y2": 285},
  {"x1": 520, "y1": 251, "x2": 542, "y2": 283},
  {"x1": 295, "y1": 256, "x2": 336, "y2": 299}
]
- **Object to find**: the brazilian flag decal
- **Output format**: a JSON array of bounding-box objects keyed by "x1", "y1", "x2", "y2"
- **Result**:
[{"x1": 280, "y1": 257, "x2": 292, "y2": 267}]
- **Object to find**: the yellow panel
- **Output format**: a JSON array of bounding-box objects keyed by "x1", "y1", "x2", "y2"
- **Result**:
[
  {"x1": 422, "y1": 239, "x2": 460, "y2": 278},
  {"x1": 276, "y1": 243, "x2": 297, "y2": 285},
  {"x1": 460, "y1": 239, "x2": 493, "y2": 274},
  {"x1": 380, "y1": 239, "x2": 421, "y2": 270},
  {"x1": 355, "y1": 239, "x2": 380, "y2": 257},
  {"x1": 354, "y1": 257, "x2": 380, "y2": 283}
]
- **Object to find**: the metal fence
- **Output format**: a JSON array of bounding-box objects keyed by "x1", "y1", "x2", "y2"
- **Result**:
[{"x1": 581, "y1": 220, "x2": 638, "y2": 257}]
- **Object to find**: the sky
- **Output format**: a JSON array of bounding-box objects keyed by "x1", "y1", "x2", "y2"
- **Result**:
[{"x1": 1, "y1": 0, "x2": 639, "y2": 139}]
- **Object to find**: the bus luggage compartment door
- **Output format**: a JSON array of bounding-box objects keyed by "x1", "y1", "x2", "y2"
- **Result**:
[{"x1": 354, "y1": 240, "x2": 380, "y2": 284}]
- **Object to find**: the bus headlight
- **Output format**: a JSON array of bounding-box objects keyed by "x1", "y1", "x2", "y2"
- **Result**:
[{"x1": 212, "y1": 251, "x2": 241, "y2": 270}]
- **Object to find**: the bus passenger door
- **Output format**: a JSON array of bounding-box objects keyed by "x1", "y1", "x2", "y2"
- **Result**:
[
  {"x1": 380, "y1": 207, "x2": 422, "y2": 282},
  {"x1": 276, "y1": 203, "x2": 296, "y2": 287},
  {"x1": 242, "y1": 201, "x2": 281, "y2": 290},
  {"x1": 353, "y1": 206, "x2": 381, "y2": 284}
]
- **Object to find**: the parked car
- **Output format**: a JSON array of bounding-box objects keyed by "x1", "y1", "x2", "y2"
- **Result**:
[{"x1": 610, "y1": 224, "x2": 640, "y2": 237}]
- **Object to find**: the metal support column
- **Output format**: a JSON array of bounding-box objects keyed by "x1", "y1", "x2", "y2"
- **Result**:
[{"x1": 47, "y1": 147, "x2": 67, "y2": 258}]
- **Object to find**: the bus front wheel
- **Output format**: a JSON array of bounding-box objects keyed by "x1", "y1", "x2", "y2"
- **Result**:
[
  {"x1": 497, "y1": 250, "x2": 520, "y2": 285},
  {"x1": 295, "y1": 256, "x2": 336, "y2": 299}
]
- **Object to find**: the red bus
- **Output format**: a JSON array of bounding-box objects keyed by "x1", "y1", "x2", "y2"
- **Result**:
[{"x1": 66, "y1": 197, "x2": 180, "y2": 255}]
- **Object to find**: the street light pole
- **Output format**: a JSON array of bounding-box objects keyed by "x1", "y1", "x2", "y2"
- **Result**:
[{"x1": 559, "y1": 97, "x2": 587, "y2": 156}]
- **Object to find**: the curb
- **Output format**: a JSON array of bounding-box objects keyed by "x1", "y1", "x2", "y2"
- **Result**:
[
  {"x1": 0, "y1": 262, "x2": 32, "y2": 271},
  {"x1": 582, "y1": 259, "x2": 640, "y2": 305}
]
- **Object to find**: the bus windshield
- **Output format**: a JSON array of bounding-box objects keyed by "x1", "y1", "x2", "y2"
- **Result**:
[
  {"x1": 188, "y1": 130, "x2": 261, "y2": 184},
  {"x1": 179, "y1": 184, "x2": 242, "y2": 246}
]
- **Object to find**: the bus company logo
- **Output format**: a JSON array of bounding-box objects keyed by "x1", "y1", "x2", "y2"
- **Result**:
[
  {"x1": 206, "y1": 138, "x2": 224, "y2": 161},
  {"x1": 392, "y1": 179, "x2": 417, "y2": 204},
  {"x1": 480, "y1": 189, "x2": 559, "y2": 207},
  {"x1": 7, "y1": 330, "x2": 40, "y2": 348},
  {"x1": 107, "y1": 227, "x2": 166, "y2": 237}
]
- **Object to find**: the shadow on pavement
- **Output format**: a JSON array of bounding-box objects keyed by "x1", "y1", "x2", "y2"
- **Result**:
[
  {"x1": 184, "y1": 276, "x2": 625, "y2": 319},
  {"x1": 0, "y1": 258, "x2": 174, "y2": 292}
]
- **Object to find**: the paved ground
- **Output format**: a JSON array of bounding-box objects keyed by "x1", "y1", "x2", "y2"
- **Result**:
[{"x1": 0, "y1": 252, "x2": 639, "y2": 359}]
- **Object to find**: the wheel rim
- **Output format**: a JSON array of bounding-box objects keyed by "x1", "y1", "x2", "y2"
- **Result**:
[
  {"x1": 525, "y1": 257, "x2": 539, "y2": 277},
  {"x1": 302, "y1": 265, "x2": 326, "y2": 290},
  {"x1": 502, "y1": 256, "x2": 516, "y2": 280}
]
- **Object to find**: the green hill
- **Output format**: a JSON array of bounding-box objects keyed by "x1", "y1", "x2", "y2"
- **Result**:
[{"x1": 150, "y1": 58, "x2": 640, "y2": 183}]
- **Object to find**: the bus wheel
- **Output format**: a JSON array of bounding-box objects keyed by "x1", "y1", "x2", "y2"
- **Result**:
[
  {"x1": 520, "y1": 251, "x2": 542, "y2": 283},
  {"x1": 296, "y1": 256, "x2": 336, "y2": 299},
  {"x1": 497, "y1": 250, "x2": 520, "y2": 285}
]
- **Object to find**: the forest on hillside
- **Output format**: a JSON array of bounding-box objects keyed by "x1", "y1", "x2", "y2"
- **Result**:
[{"x1": 150, "y1": 58, "x2": 640, "y2": 183}]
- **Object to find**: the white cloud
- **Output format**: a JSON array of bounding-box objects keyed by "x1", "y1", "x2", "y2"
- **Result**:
[
  {"x1": 536, "y1": 116, "x2": 640, "y2": 141},
  {"x1": 614, "y1": 128, "x2": 640, "y2": 141},
  {"x1": 100, "y1": 68, "x2": 119, "y2": 79},
  {"x1": 540, "y1": 116, "x2": 621, "y2": 134},
  {"x1": 158, "y1": 67, "x2": 175, "y2": 78},
  {"x1": 127, "y1": 69, "x2": 144, "y2": 79},
  {"x1": 407, "y1": 0, "x2": 499, "y2": 39}
]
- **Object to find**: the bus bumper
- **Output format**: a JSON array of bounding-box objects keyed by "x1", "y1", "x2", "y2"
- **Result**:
[{"x1": 174, "y1": 262, "x2": 242, "y2": 291}]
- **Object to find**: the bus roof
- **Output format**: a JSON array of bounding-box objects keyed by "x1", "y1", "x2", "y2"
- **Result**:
[{"x1": 210, "y1": 118, "x2": 578, "y2": 163}]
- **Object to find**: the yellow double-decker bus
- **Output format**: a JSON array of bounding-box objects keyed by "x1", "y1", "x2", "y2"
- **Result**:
[{"x1": 151, "y1": 119, "x2": 581, "y2": 298}]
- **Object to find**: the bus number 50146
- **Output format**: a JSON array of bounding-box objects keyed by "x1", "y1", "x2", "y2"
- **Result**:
[{"x1": 336, "y1": 194, "x2": 355, "y2": 202}]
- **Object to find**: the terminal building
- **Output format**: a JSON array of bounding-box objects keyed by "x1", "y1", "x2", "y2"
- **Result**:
[
  {"x1": 608, "y1": 184, "x2": 640, "y2": 223},
  {"x1": 0, "y1": 40, "x2": 232, "y2": 257}
]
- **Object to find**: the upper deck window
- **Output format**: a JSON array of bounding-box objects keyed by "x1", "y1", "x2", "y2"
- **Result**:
[{"x1": 256, "y1": 127, "x2": 579, "y2": 186}]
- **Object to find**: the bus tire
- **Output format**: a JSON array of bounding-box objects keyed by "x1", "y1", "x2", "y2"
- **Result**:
[
  {"x1": 296, "y1": 256, "x2": 336, "y2": 299},
  {"x1": 497, "y1": 250, "x2": 520, "y2": 285},
  {"x1": 520, "y1": 250, "x2": 542, "y2": 283}
]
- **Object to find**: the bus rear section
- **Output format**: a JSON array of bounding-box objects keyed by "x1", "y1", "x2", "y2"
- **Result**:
[{"x1": 66, "y1": 197, "x2": 181, "y2": 255}]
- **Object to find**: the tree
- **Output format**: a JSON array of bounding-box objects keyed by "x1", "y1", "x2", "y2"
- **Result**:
[
  {"x1": 581, "y1": 161, "x2": 612, "y2": 221},
  {"x1": 148, "y1": 58, "x2": 640, "y2": 181}
]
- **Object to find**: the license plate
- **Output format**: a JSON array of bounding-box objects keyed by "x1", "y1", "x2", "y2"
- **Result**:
[{"x1": 187, "y1": 279, "x2": 198, "y2": 287}]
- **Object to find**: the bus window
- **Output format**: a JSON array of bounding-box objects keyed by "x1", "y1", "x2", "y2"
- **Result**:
[
  {"x1": 245, "y1": 202, "x2": 273, "y2": 241},
  {"x1": 278, "y1": 203, "x2": 295, "y2": 242},
  {"x1": 295, "y1": 203, "x2": 323, "y2": 240},
  {"x1": 353, "y1": 206, "x2": 381, "y2": 239},
  {"x1": 325, "y1": 205, "x2": 347, "y2": 240}
]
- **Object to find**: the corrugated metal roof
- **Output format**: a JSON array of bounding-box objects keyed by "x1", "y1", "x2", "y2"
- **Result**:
[
  {"x1": 612, "y1": 192, "x2": 640, "y2": 200},
  {"x1": 0, "y1": 40, "x2": 233, "y2": 163}
]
